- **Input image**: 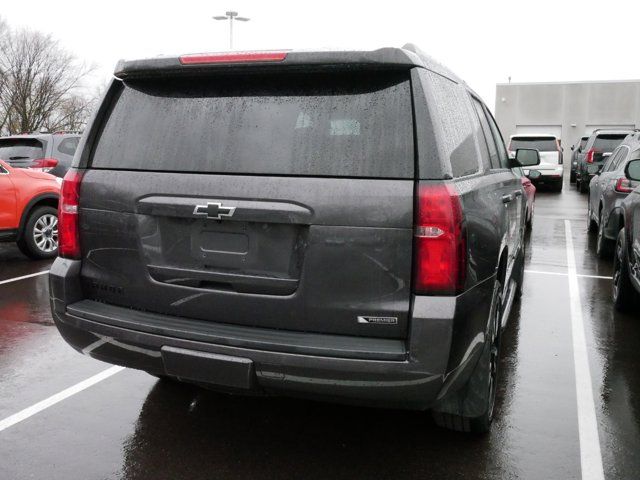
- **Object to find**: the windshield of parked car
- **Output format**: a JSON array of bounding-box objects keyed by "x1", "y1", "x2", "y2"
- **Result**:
[
  {"x1": 593, "y1": 134, "x2": 628, "y2": 152},
  {"x1": 509, "y1": 137, "x2": 557, "y2": 151},
  {"x1": 0, "y1": 138, "x2": 46, "y2": 161}
]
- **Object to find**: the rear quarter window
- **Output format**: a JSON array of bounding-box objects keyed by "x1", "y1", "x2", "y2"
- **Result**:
[
  {"x1": 90, "y1": 71, "x2": 414, "y2": 178},
  {"x1": 57, "y1": 137, "x2": 80, "y2": 156},
  {"x1": 423, "y1": 71, "x2": 480, "y2": 178}
]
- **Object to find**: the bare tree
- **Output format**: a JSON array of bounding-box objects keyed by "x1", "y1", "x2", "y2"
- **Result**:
[
  {"x1": 0, "y1": 23, "x2": 94, "y2": 135},
  {"x1": 0, "y1": 17, "x2": 10, "y2": 133}
]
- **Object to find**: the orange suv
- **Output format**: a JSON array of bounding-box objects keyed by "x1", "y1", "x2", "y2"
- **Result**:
[{"x1": 0, "y1": 159, "x2": 60, "y2": 259}]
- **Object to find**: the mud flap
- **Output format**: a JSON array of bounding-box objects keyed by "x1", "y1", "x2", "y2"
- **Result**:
[{"x1": 431, "y1": 279, "x2": 502, "y2": 427}]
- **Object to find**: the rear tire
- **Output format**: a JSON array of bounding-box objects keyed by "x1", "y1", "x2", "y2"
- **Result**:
[
  {"x1": 613, "y1": 229, "x2": 640, "y2": 312},
  {"x1": 16, "y1": 206, "x2": 59, "y2": 260},
  {"x1": 554, "y1": 181, "x2": 563, "y2": 193},
  {"x1": 579, "y1": 177, "x2": 589, "y2": 193},
  {"x1": 570, "y1": 171, "x2": 576, "y2": 183},
  {"x1": 596, "y1": 211, "x2": 614, "y2": 259},
  {"x1": 587, "y1": 204, "x2": 598, "y2": 233},
  {"x1": 514, "y1": 244, "x2": 525, "y2": 299},
  {"x1": 431, "y1": 277, "x2": 503, "y2": 434}
]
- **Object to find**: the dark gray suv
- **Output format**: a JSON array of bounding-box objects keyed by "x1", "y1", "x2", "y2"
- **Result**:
[
  {"x1": 49, "y1": 46, "x2": 537, "y2": 433},
  {"x1": 576, "y1": 129, "x2": 635, "y2": 193},
  {"x1": 588, "y1": 132, "x2": 640, "y2": 258}
]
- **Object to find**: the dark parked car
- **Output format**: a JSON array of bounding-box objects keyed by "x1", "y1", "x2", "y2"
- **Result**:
[
  {"x1": 588, "y1": 133, "x2": 639, "y2": 257},
  {"x1": 49, "y1": 46, "x2": 538, "y2": 433},
  {"x1": 576, "y1": 129, "x2": 634, "y2": 193},
  {"x1": 570, "y1": 136, "x2": 588, "y2": 183},
  {"x1": 612, "y1": 159, "x2": 640, "y2": 311},
  {"x1": 0, "y1": 132, "x2": 81, "y2": 178}
]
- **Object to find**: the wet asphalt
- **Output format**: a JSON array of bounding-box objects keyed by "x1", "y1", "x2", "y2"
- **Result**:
[{"x1": 1, "y1": 184, "x2": 639, "y2": 480}]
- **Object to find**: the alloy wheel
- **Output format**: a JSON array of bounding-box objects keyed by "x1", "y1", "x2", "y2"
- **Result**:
[{"x1": 33, "y1": 214, "x2": 58, "y2": 253}]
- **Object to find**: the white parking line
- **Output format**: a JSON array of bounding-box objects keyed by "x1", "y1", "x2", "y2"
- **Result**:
[
  {"x1": 564, "y1": 220, "x2": 605, "y2": 480},
  {"x1": 0, "y1": 270, "x2": 50, "y2": 286},
  {"x1": 0, "y1": 366, "x2": 125, "y2": 433},
  {"x1": 525, "y1": 269, "x2": 612, "y2": 280}
]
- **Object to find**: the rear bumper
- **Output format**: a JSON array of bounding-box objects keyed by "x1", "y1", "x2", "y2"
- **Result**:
[
  {"x1": 49, "y1": 258, "x2": 493, "y2": 410},
  {"x1": 529, "y1": 172, "x2": 563, "y2": 186}
]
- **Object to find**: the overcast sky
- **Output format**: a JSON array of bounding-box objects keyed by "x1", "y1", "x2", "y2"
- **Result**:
[{"x1": 2, "y1": 0, "x2": 638, "y2": 110}]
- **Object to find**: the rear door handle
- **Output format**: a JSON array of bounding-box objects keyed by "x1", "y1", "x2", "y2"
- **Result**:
[{"x1": 502, "y1": 194, "x2": 514, "y2": 204}]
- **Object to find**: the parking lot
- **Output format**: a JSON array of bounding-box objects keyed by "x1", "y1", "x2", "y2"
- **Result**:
[{"x1": 0, "y1": 185, "x2": 637, "y2": 480}]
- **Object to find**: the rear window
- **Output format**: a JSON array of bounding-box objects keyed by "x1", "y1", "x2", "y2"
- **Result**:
[
  {"x1": 91, "y1": 71, "x2": 414, "y2": 178},
  {"x1": 509, "y1": 137, "x2": 557, "y2": 152},
  {"x1": 0, "y1": 138, "x2": 46, "y2": 161},
  {"x1": 593, "y1": 134, "x2": 627, "y2": 152}
]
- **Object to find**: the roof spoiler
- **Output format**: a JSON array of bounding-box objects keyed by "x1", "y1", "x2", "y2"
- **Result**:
[{"x1": 114, "y1": 48, "x2": 422, "y2": 79}]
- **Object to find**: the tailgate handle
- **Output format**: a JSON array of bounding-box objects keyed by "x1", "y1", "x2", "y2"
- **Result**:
[
  {"x1": 148, "y1": 265, "x2": 298, "y2": 296},
  {"x1": 513, "y1": 190, "x2": 523, "y2": 198},
  {"x1": 501, "y1": 194, "x2": 514, "y2": 204}
]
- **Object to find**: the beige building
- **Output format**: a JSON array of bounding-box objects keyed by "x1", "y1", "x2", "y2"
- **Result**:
[{"x1": 494, "y1": 80, "x2": 640, "y2": 150}]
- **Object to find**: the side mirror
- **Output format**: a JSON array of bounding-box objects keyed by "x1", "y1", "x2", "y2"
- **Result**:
[
  {"x1": 626, "y1": 159, "x2": 640, "y2": 181},
  {"x1": 570, "y1": 145, "x2": 575, "y2": 151},
  {"x1": 513, "y1": 148, "x2": 541, "y2": 167},
  {"x1": 526, "y1": 170, "x2": 542, "y2": 180}
]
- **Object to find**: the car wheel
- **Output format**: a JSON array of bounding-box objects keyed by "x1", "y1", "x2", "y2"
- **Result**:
[
  {"x1": 514, "y1": 243, "x2": 525, "y2": 299},
  {"x1": 596, "y1": 211, "x2": 614, "y2": 259},
  {"x1": 587, "y1": 204, "x2": 598, "y2": 233},
  {"x1": 555, "y1": 181, "x2": 563, "y2": 193},
  {"x1": 612, "y1": 229, "x2": 640, "y2": 312},
  {"x1": 570, "y1": 171, "x2": 576, "y2": 183},
  {"x1": 579, "y1": 177, "x2": 589, "y2": 194},
  {"x1": 432, "y1": 277, "x2": 503, "y2": 433},
  {"x1": 16, "y1": 206, "x2": 59, "y2": 260}
]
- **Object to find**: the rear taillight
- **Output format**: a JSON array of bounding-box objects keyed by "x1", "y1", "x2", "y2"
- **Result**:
[
  {"x1": 585, "y1": 148, "x2": 599, "y2": 163},
  {"x1": 413, "y1": 183, "x2": 466, "y2": 295},
  {"x1": 615, "y1": 177, "x2": 635, "y2": 193},
  {"x1": 58, "y1": 169, "x2": 84, "y2": 259},
  {"x1": 179, "y1": 51, "x2": 288, "y2": 64},
  {"x1": 30, "y1": 157, "x2": 58, "y2": 173}
]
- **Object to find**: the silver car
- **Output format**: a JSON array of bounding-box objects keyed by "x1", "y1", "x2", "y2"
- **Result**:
[{"x1": 588, "y1": 132, "x2": 640, "y2": 258}]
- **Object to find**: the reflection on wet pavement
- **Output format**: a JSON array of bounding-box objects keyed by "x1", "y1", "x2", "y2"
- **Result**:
[{"x1": 1, "y1": 187, "x2": 640, "y2": 480}]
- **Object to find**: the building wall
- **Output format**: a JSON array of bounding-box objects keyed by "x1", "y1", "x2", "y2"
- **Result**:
[{"x1": 495, "y1": 81, "x2": 640, "y2": 150}]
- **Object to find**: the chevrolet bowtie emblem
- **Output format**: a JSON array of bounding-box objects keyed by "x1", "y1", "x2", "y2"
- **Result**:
[{"x1": 193, "y1": 202, "x2": 236, "y2": 220}]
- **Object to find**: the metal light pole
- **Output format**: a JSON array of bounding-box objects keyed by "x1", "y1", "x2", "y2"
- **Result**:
[{"x1": 213, "y1": 11, "x2": 250, "y2": 50}]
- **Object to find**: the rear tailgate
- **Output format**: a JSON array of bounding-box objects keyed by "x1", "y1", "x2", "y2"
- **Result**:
[
  {"x1": 78, "y1": 70, "x2": 415, "y2": 339},
  {"x1": 0, "y1": 137, "x2": 47, "y2": 168}
]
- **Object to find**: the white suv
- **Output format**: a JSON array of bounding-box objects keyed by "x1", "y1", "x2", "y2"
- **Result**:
[{"x1": 508, "y1": 134, "x2": 564, "y2": 192}]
